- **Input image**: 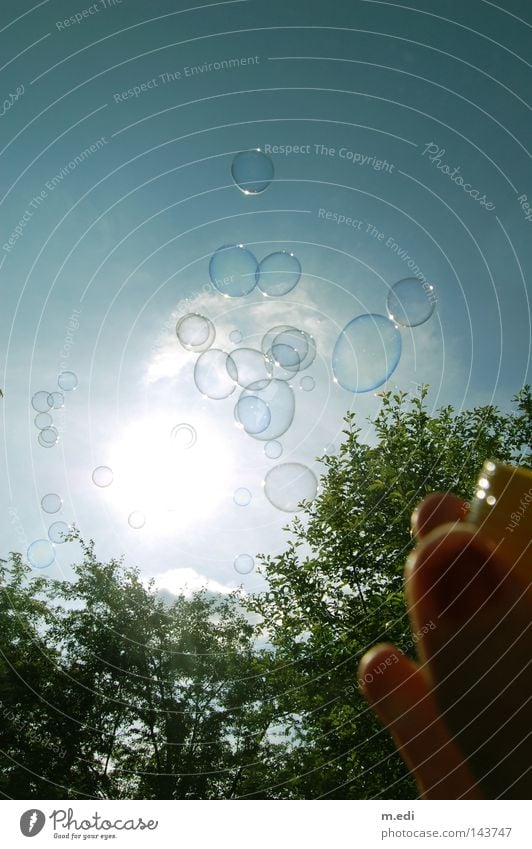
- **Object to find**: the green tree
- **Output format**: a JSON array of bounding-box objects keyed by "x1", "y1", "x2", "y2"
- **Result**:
[
  {"x1": 245, "y1": 386, "x2": 532, "y2": 799},
  {"x1": 0, "y1": 538, "x2": 288, "y2": 799}
]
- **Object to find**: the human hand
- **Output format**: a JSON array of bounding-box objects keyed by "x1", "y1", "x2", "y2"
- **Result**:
[{"x1": 358, "y1": 492, "x2": 532, "y2": 799}]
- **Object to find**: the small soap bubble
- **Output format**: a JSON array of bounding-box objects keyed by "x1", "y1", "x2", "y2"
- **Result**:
[
  {"x1": 35, "y1": 412, "x2": 53, "y2": 430},
  {"x1": 226, "y1": 347, "x2": 270, "y2": 388},
  {"x1": 264, "y1": 463, "x2": 318, "y2": 512},
  {"x1": 231, "y1": 149, "x2": 274, "y2": 195},
  {"x1": 387, "y1": 277, "x2": 436, "y2": 327},
  {"x1": 58, "y1": 371, "x2": 78, "y2": 391},
  {"x1": 170, "y1": 423, "x2": 197, "y2": 449},
  {"x1": 48, "y1": 521, "x2": 70, "y2": 544},
  {"x1": 38, "y1": 427, "x2": 59, "y2": 447},
  {"x1": 194, "y1": 349, "x2": 236, "y2": 400},
  {"x1": 32, "y1": 391, "x2": 52, "y2": 413},
  {"x1": 332, "y1": 314, "x2": 402, "y2": 393},
  {"x1": 128, "y1": 511, "x2": 146, "y2": 529},
  {"x1": 234, "y1": 553, "x2": 255, "y2": 574},
  {"x1": 209, "y1": 244, "x2": 259, "y2": 298},
  {"x1": 47, "y1": 391, "x2": 64, "y2": 410},
  {"x1": 258, "y1": 251, "x2": 301, "y2": 297},
  {"x1": 300, "y1": 376, "x2": 315, "y2": 391},
  {"x1": 265, "y1": 440, "x2": 283, "y2": 459},
  {"x1": 237, "y1": 379, "x2": 295, "y2": 441},
  {"x1": 41, "y1": 493, "x2": 62, "y2": 514},
  {"x1": 27, "y1": 539, "x2": 55, "y2": 569},
  {"x1": 176, "y1": 313, "x2": 215, "y2": 352},
  {"x1": 92, "y1": 466, "x2": 113, "y2": 487},
  {"x1": 234, "y1": 487, "x2": 252, "y2": 507},
  {"x1": 230, "y1": 329, "x2": 243, "y2": 345},
  {"x1": 235, "y1": 394, "x2": 271, "y2": 434}
]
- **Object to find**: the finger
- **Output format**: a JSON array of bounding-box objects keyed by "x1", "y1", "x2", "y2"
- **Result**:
[
  {"x1": 358, "y1": 644, "x2": 480, "y2": 799},
  {"x1": 405, "y1": 523, "x2": 532, "y2": 798},
  {"x1": 411, "y1": 492, "x2": 468, "y2": 540}
]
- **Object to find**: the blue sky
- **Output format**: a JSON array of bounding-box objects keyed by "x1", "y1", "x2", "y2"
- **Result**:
[{"x1": 1, "y1": 0, "x2": 530, "y2": 595}]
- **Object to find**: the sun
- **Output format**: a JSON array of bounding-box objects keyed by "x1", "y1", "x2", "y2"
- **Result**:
[{"x1": 106, "y1": 415, "x2": 234, "y2": 532}]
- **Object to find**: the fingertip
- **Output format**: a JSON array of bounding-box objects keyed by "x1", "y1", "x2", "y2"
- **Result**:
[{"x1": 412, "y1": 492, "x2": 469, "y2": 540}]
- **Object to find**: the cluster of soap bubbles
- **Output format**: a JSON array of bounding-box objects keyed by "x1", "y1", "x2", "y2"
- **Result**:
[
  {"x1": 209, "y1": 244, "x2": 302, "y2": 299},
  {"x1": 332, "y1": 278, "x2": 437, "y2": 392},
  {"x1": 31, "y1": 371, "x2": 78, "y2": 448},
  {"x1": 27, "y1": 491, "x2": 72, "y2": 568},
  {"x1": 177, "y1": 314, "x2": 317, "y2": 450}
]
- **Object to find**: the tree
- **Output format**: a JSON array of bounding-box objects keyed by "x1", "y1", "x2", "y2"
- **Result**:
[
  {"x1": 245, "y1": 385, "x2": 532, "y2": 799},
  {"x1": 0, "y1": 538, "x2": 288, "y2": 799}
]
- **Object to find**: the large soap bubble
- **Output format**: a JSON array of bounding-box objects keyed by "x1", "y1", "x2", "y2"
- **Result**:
[
  {"x1": 48, "y1": 521, "x2": 70, "y2": 544},
  {"x1": 35, "y1": 412, "x2": 53, "y2": 430},
  {"x1": 176, "y1": 313, "x2": 215, "y2": 352},
  {"x1": 233, "y1": 488, "x2": 252, "y2": 507},
  {"x1": 231, "y1": 149, "x2": 274, "y2": 195},
  {"x1": 235, "y1": 395, "x2": 271, "y2": 435},
  {"x1": 236, "y1": 379, "x2": 295, "y2": 441},
  {"x1": 32, "y1": 391, "x2": 52, "y2": 413},
  {"x1": 264, "y1": 463, "x2": 318, "y2": 512},
  {"x1": 92, "y1": 466, "x2": 114, "y2": 487},
  {"x1": 226, "y1": 347, "x2": 271, "y2": 388},
  {"x1": 58, "y1": 371, "x2": 78, "y2": 391},
  {"x1": 194, "y1": 349, "x2": 236, "y2": 400},
  {"x1": 41, "y1": 493, "x2": 62, "y2": 514},
  {"x1": 387, "y1": 277, "x2": 436, "y2": 327},
  {"x1": 47, "y1": 392, "x2": 64, "y2": 410},
  {"x1": 209, "y1": 244, "x2": 259, "y2": 298},
  {"x1": 265, "y1": 440, "x2": 283, "y2": 459},
  {"x1": 38, "y1": 427, "x2": 59, "y2": 447},
  {"x1": 27, "y1": 539, "x2": 55, "y2": 569},
  {"x1": 258, "y1": 251, "x2": 301, "y2": 297},
  {"x1": 332, "y1": 314, "x2": 402, "y2": 393},
  {"x1": 234, "y1": 553, "x2": 255, "y2": 574}
]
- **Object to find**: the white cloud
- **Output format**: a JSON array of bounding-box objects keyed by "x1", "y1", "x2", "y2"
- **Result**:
[{"x1": 147, "y1": 566, "x2": 233, "y2": 598}]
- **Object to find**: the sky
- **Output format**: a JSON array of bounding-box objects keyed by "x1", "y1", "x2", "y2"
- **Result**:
[{"x1": 1, "y1": 0, "x2": 531, "y2": 597}]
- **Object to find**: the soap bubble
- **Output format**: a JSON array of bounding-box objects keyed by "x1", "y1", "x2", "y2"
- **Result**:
[
  {"x1": 262, "y1": 325, "x2": 316, "y2": 378},
  {"x1": 332, "y1": 314, "x2": 402, "y2": 392},
  {"x1": 209, "y1": 244, "x2": 259, "y2": 298},
  {"x1": 265, "y1": 440, "x2": 283, "y2": 459},
  {"x1": 230, "y1": 329, "x2": 243, "y2": 344},
  {"x1": 58, "y1": 371, "x2": 78, "y2": 391},
  {"x1": 170, "y1": 423, "x2": 197, "y2": 449},
  {"x1": 47, "y1": 391, "x2": 64, "y2": 409},
  {"x1": 264, "y1": 463, "x2": 318, "y2": 512},
  {"x1": 235, "y1": 394, "x2": 271, "y2": 434},
  {"x1": 38, "y1": 427, "x2": 59, "y2": 447},
  {"x1": 41, "y1": 493, "x2": 62, "y2": 514},
  {"x1": 234, "y1": 487, "x2": 252, "y2": 507},
  {"x1": 237, "y1": 379, "x2": 295, "y2": 441},
  {"x1": 387, "y1": 277, "x2": 436, "y2": 327},
  {"x1": 176, "y1": 313, "x2": 215, "y2": 352},
  {"x1": 128, "y1": 511, "x2": 146, "y2": 529},
  {"x1": 35, "y1": 412, "x2": 53, "y2": 430},
  {"x1": 226, "y1": 348, "x2": 270, "y2": 388},
  {"x1": 300, "y1": 376, "x2": 315, "y2": 391},
  {"x1": 32, "y1": 391, "x2": 52, "y2": 413},
  {"x1": 92, "y1": 466, "x2": 113, "y2": 487},
  {"x1": 194, "y1": 349, "x2": 236, "y2": 400},
  {"x1": 258, "y1": 251, "x2": 301, "y2": 297},
  {"x1": 234, "y1": 553, "x2": 255, "y2": 574},
  {"x1": 48, "y1": 521, "x2": 70, "y2": 544},
  {"x1": 231, "y1": 149, "x2": 274, "y2": 195},
  {"x1": 27, "y1": 539, "x2": 55, "y2": 569}
]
